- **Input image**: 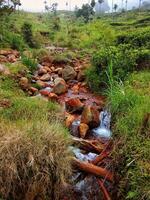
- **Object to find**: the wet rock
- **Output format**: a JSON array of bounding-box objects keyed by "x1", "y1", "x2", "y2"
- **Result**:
[
  {"x1": 40, "y1": 90, "x2": 50, "y2": 96},
  {"x1": 79, "y1": 123, "x2": 89, "y2": 138},
  {"x1": 81, "y1": 105, "x2": 100, "y2": 128},
  {"x1": 62, "y1": 66, "x2": 77, "y2": 81},
  {"x1": 53, "y1": 78, "x2": 67, "y2": 95},
  {"x1": 65, "y1": 113, "x2": 75, "y2": 128},
  {"x1": 66, "y1": 98, "x2": 84, "y2": 113},
  {"x1": 40, "y1": 73, "x2": 51, "y2": 81},
  {"x1": 77, "y1": 70, "x2": 85, "y2": 82},
  {"x1": 70, "y1": 120, "x2": 80, "y2": 137},
  {"x1": 48, "y1": 93, "x2": 58, "y2": 101},
  {"x1": 19, "y1": 77, "x2": 29, "y2": 90},
  {"x1": 76, "y1": 176, "x2": 103, "y2": 200}
]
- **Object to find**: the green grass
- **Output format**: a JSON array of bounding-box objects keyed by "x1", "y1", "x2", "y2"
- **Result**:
[{"x1": 106, "y1": 71, "x2": 150, "y2": 200}]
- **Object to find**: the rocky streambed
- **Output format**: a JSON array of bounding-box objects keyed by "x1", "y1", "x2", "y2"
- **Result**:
[{"x1": 29, "y1": 54, "x2": 114, "y2": 200}]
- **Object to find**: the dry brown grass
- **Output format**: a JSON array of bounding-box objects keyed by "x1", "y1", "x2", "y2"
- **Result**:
[{"x1": 0, "y1": 119, "x2": 72, "y2": 200}]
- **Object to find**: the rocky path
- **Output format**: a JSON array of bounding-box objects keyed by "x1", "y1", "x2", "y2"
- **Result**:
[{"x1": 0, "y1": 49, "x2": 114, "y2": 200}]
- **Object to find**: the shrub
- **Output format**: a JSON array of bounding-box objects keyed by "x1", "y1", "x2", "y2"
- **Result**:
[
  {"x1": 116, "y1": 28, "x2": 150, "y2": 48},
  {"x1": 86, "y1": 45, "x2": 135, "y2": 92}
]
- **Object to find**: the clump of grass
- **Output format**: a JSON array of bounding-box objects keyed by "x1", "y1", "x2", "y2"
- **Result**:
[
  {"x1": 21, "y1": 56, "x2": 38, "y2": 73},
  {"x1": 0, "y1": 119, "x2": 71, "y2": 200}
]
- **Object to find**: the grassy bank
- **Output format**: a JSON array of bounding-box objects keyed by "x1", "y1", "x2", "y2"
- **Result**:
[
  {"x1": 107, "y1": 71, "x2": 150, "y2": 199},
  {"x1": 0, "y1": 73, "x2": 71, "y2": 199}
]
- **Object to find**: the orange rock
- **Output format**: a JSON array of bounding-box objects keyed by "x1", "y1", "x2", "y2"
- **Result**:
[
  {"x1": 81, "y1": 106, "x2": 100, "y2": 128},
  {"x1": 48, "y1": 93, "x2": 58, "y2": 101},
  {"x1": 65, "y1": 114, "x2": 75, "y2": 128},
  {"x1": 79, "y1": 123, "x2": 89, "y2": 138},
  {"x1": 40, "y1": 90, "x2": 50, "y2": 96},
  {"x1": 29, "y1": 87, "x2": 38, "y2": 93},
  {"x1": 66, "y1": 98, "x2": 84, "y2": 113}
]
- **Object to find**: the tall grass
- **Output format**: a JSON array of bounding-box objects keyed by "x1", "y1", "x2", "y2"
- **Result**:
[{"x1": 105, "y1": 70, "x2": 150, "y2": 200}]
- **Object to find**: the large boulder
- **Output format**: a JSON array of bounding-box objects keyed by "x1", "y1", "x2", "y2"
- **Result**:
[
  {"x1": 81, "y1": 106, "x2": 100, "y2": 128},
  {"x1": 66, "y1": 98, "x2": 84, "y2": 113},
  {"x1": 53, "y1": 78, "x2": 67, "y2": 95},
  {"x1": 62, "y1": 66, "x2": 77, "y2": 81}
]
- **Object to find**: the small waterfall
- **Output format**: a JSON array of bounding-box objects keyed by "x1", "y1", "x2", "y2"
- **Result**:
[{"x1": 93, "y1": 110, "x2": 112, "y2": 139}]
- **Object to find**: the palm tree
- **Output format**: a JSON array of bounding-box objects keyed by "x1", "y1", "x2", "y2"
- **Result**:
[{"x1": 98, "y1": 0, "x2": 104, "y2": 13}]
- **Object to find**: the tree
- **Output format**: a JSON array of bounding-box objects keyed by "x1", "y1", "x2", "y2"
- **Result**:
[
  {"x1": 125, "y1": 0, "x2": 128, "y2": 10},
  {"x1": 0, "y1": 0, "x2": 20, "y2": 15},
  {"x1": 113, "y1": 3, "x2": 118, "y2": 12},
  {"x1": 91, "y1": 0, "x2": 96, "y2": 8},
  {"x1": 11, "y1": 0, "x2": 21, "y2": 10},
  {"x1": 75, "y1": 4, "x2": 94, "y2": 23},
  {"x1": 98, "y1": 0, "x2": 104, "y2": 13}
]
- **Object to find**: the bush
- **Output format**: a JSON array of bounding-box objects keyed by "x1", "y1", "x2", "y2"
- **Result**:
[
  {"x1": 86, "y1": 44, "x2": 138, "y2": 92},
  {"x1": 116, "y1": 28, "x2": 150, "y2": 48}
]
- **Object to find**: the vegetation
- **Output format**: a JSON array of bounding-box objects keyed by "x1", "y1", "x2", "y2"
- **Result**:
[
  {"x1": 0, "y1": 3, "x2": 149, "y2": 200},
  {"x1": 0, "y1": 73, "x2": 71, "y2": 200}
]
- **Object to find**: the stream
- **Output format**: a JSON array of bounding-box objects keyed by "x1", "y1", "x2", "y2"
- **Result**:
[{"x1": 31, "y1": 50, "x2": 114, "y2": 200}]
